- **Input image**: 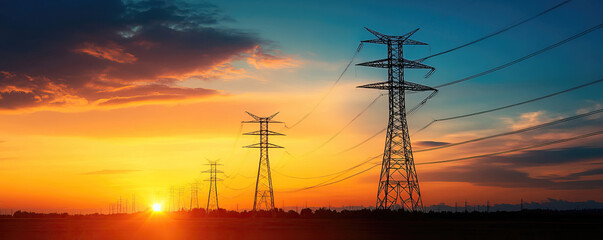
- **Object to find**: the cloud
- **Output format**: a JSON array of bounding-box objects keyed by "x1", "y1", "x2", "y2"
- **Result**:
[
  {"x1": 247, "y1": 45, "x2": 301, "y2": 69},
  {"x1": 422, "y1": 163, "x2": 603, "y2": 190},
  {"x1": 421, "y1": 147, "x2": 603, "y2": 190},
  {"x1": 501, "y1": 111, "x2": 560, "y2": 131},
  {"x1": 74, "y1": 42, "x2": 138, "y2": 63},
  {"x1": 415, "y1": 141, "x2": 450, "y2": 147},
  {"x1": 83, "y1": 169, "x2": 140, "y2": 175},
  {"x1": 554, "y1": 168, "x2": 603, "y2": 180},
  {"x1": 485, "y1": 147, "x2": 603, "y2": 167},
  {"x1": 0, "y1": 0, "x2": 265, "y2": 110}
]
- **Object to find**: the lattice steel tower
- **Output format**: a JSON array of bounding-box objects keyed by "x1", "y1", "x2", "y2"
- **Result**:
[
  {"x1": 190, "y1": 182, "x2": 199, "y2": 210},
  {"x1": 243, "y1": 112, "x2": 284, "y2": 211},
  {"x1": 204, "y1": 161, "x2": 222, "y2": 211},
  {"x1": 357, "y1": 28, "x2": 436, "y2": 211}
]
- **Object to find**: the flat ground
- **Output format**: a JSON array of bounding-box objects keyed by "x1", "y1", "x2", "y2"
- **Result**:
[{"x1": 0, "y1": 216, "x2": 600, "y2": 240}]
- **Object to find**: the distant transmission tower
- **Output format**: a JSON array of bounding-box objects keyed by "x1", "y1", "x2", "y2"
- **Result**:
[
  {"x1": 169, "y1": 186, "x2": 176, "y2": 212},
  {"x1": 190, "y1": 182, "x2": 199, "y2": 210},
  {"x1": 357, "y1": 28, "x2": 436, "y2": 211},
  {"x1": 178, "y1": 186, "x2": 185, "y2": 211},
  {"x1": 243, "y1": 112, "x2": 284, "y2": 211},
  {"x1": 204, "y1": 161, "x2": 223, "y2": 211}
]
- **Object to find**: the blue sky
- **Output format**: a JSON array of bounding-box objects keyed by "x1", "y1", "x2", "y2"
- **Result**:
[{"x1": 208, "y1": 0, "x2": 603, "y2": 133}]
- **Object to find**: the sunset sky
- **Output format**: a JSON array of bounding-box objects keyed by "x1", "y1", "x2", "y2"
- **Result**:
[{"x1": 0, "y1": 0, "x2": 602, "y2": 212}]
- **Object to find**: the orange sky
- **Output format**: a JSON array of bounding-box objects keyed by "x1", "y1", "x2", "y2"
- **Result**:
[{"x1": 1, "y1": 0, "x2": 602, "y2": 213}]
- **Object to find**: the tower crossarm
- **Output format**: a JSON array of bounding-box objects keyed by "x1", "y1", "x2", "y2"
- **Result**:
[
  {"x1": 242, "y1": 120, "x2": 284, "y2": 124},
  {"x1": 243, "y1": 130, "x2": 285, "y2": 136},
  {"x1": 357, "y1": 58, "x2": 435, "y2": 71},
  {"x1": 357, "y1": 81, "x2": 437, "y2": 92},
  {"x1": 203, "y1": 178, "x2": 223, "y2": 181},
  {"x1": 243, "y1": 143, "x2": 284, "y2": 148},
  {"x1": 362, "y1": 38, "x2": 428, "y2": 45},
  {"x1": 362, "y1": 27, "x2": 427, "y2": 45}
]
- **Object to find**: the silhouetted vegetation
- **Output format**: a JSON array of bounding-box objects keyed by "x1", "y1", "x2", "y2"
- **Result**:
[{"x1": 2, "y1": 208, "x2": 602, "y2": 221}]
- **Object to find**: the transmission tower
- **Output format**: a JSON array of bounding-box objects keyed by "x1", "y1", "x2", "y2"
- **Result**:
[
  {"x1": 357, "y1": 28, "x2": 436, "y2": 211},
  {"x1": 169, "y1": 186, "x2": 176, "y2": 212},
  {"x1": 243, "y1": 112, "x2": 284, "y2": 211},
  {"x1": 190, "y1": 182, "x2": 199, "y2": 210},
  {"x1": 178, "y1": 186, "x2": 185, "y2": 211},
  {"x1": 204, "y1": 161, "x2": 223, "y2": 211}
]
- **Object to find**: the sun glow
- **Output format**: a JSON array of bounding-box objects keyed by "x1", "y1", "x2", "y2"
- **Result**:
[{"x1": 152, "y1": 203, "x2": 162, "y2": 212}]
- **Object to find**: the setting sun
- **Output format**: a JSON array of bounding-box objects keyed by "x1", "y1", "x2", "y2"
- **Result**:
[{"x1": 152, "y1": 203, "x2": 162, "y2": 212}]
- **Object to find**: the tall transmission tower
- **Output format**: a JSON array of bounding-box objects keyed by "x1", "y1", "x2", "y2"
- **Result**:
[
  {"x1": 190, "y1": 182, "x2": 199, "y2": 210},
  {"x1": 204, "y1": 161, "x2": 223, "y2": 211},
  {"x1": 243, "y1": 112, "x2": 285, "y2": 211},
  {"x1": 357, "y1": 28, "x2": 436, "y2": 211}
]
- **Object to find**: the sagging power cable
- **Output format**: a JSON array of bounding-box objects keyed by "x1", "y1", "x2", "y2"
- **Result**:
[
  {"x1": 283, "y1": 129, "x2": 603, "y2": 192},
  {"x1": 302, "y1": 93, "x2": 385, "y2": 155},
  {"x1": 416, "y1": 0, "x2": 572, "y2": 62},
  {"x1": 417, "y1": 130, "x2": 603, "y2": 165},
  {"x1": 433, "y1": 22, "x2": 603, "y2": 89},
  {"x1": 333, "y1": 90, "x2": 438, "y2": 155},
  {"x1": 415, "y1": 108, "x2": 603, "y2": 152},
  {"x1": 286, "y1": 43, "x2": 364, "y2": 129},
  {"x1": 416, "y1": 78, "x2": 603, "y2": 134},
  {"x1": 274, "y1": 153, "x2": 382, "y2": 181}
]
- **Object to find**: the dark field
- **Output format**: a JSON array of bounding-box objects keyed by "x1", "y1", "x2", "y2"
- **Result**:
[{"x1": 0, "y1": 213, "x2": 601, "y2": 240}]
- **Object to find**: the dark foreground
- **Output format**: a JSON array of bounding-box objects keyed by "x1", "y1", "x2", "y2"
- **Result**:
[{"x1": 0, "y1": 211, "x2": 601, "y2": 240}]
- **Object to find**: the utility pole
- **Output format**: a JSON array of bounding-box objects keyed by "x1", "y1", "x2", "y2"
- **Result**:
[
  {"x1": 357, "y1": 27, "x2": 436, "y2": 211},
  {"x1": 204, "y1": 160, "x2": 223, "y2": 211},
  {"x1": 243, "y1": 112, "x2": 285, "y2": 212}
]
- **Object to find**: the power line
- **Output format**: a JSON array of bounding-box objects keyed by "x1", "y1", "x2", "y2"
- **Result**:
[
  {"x1": 282, "y1": 129, "x2": 603, "y2": 192},
  {"x1": 274, "y1": 153, "x2": 382, "y2": 180},
  {"x1": 286, "y1": 43, "x2": 364, "y2": 129},
  {"x1": 416, "y1": 78, "x2": 603, "y2": 133},
  {"x1": 284, "y1": 1, "x2": 573, "y2": 129},
  {"x1": 416, "y1": 130, "x2": 603, "y2": 165},
  {"x1": 434, "y1": 22, "x2": 603, "y2": 89},
  {"x1": 332, "y1": 90, "x2": 437, "y2": 155},
  {"x1": 416, "y1": 0, "x2": 573, "y2": 62},
  {"x1": 282, "y1": 163, "x2": 382, "y2": 193},
  {"x1": 222, "y1": 182, "x2": 255, "y2": 191},
  {"x1": 335, "y1": 127, "x2": 386, "y2": 155},
  {"x1": 302, "y1": 93, "x2": 385, "y2": 155},
  {"x1": 407, "y1": 90, "x2": 438, "y2": 115},
  {"x1": 415, "y1": 108, "x2": 603, "y2": 152}
]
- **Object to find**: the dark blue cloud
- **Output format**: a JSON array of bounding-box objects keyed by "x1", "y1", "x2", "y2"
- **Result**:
[
  {"x1": 0, "y1": 0, "x2": 262, "y2": 109},
  {"x1": 421, "y1": 147, "x2": 603, "y2": 190},
  {"x1": 487, "y1": 147, "x2": 603, "y2": 167},
  {"x1": 415, "y1": 141, "x2": 451, "y2": 147}
]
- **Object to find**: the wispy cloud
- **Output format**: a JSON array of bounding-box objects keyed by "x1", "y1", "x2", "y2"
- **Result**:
[{"x1": 247, "y1": 45, "x2": 302, "y2": 69}]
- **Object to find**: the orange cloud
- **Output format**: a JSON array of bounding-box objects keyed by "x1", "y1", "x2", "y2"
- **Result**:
[
  {"x1": 247, "y1": 45, "x2": 301, "y2": 69},
  {"x1": 74, "y1": 42, "x2": 138, "y2": 64}
]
